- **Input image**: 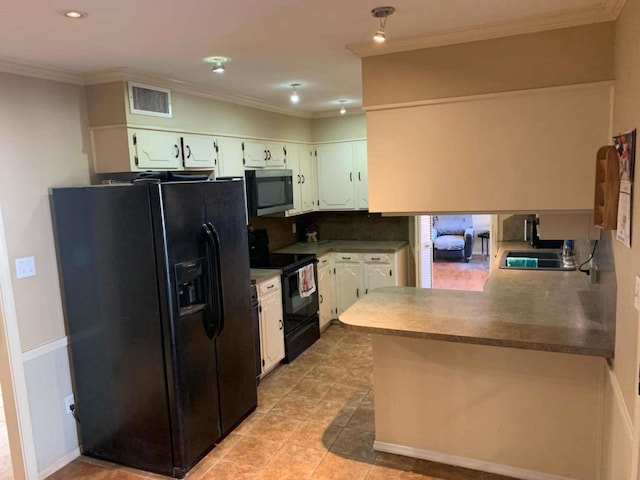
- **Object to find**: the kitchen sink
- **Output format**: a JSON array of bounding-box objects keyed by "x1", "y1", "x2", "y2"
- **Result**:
[{"x1": 499, "y1": 250, "x2": 576, "y2": 271}]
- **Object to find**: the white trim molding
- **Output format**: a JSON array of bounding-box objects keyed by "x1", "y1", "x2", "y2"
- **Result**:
[
  {"x1": 347, "y1": 2, "x2": 624, "y2": 57},
  {"x1": 22, "y1": 337, "x2": 69, "y2": 363},
  {"x1": 362, "y1": 80, "x2": 616, "y2": 112},
  {"x1": 0, "y1": 59, "x2": 84, "y2": 85},
  {"x1": 0, "y1": 206, "x2": 39, "y2": 479},
  {"x1": 38, "y1": 448, "x2": 80, "y2": 480},
  {"x1": 373, "y1": 441, "x2": 577, "y2": 480}
]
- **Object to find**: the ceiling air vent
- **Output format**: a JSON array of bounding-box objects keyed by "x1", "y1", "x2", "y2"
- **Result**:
[{"x1": 128, "y1": 82, "x2": 172, "y2": 118}]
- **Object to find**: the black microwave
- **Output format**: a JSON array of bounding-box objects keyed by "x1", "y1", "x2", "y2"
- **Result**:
[{"x1": 245, "y1": 169, "x2": 294, "y2": 217}]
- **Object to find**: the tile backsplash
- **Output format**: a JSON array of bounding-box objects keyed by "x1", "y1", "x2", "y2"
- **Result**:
[{"x1": 248, "y1": 212, "x2": 409, "y2": 251}]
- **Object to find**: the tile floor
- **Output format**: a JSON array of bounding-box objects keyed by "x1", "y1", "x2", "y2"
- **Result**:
[{"x1": 47, "y1": 325, "x2": 516, "y2": 480}]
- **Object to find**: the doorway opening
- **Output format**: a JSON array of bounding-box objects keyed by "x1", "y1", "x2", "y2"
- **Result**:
[{"x1": 415, "y1": 215, "x2": 492, "y2": 292}]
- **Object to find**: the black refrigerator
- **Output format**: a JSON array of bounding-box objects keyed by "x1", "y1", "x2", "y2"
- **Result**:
[{"x1": 51, "y1": 179, "x2": 257, "y2": 478}]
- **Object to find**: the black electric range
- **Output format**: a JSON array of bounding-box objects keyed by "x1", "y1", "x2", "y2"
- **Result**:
[{"x1": 248, "y1": 229, "x2": 320, "y2": 362}]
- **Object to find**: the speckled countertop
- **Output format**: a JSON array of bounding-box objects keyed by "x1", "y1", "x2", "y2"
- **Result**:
[
  {"x1": 274, "y1": 240, "x2": 408, "y2": 255},
  {"x1": 249, "y1": 269, "x2": 281, "y2": 284},
  {"x1": 340, "y1": 243, "x2": 614, "y2": 358}
]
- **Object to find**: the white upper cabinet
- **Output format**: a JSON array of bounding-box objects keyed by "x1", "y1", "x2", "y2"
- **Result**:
[
  {"x1": 266, "y1": 143, "x2": 287, "y2": 168},
  {"x1": 242, "y1": 141, "x2": 287, "y2": 168},
  {"x1": 316, "y1": 141, "x2": 368, "y2": 211},
  {"x1": 354, "y1": 140, "x2": 368, "y2": 210},
  {"x1": 217, "y1": 137, "x2": 245, "y2": 177},
  {"x1": 130, "y1": 129, "x2": 183, "y2": 170},
  {"x1": 242, "y1": 141, "x2": 268, "y2": 168},
  {"x1": 182, "y1": 134, "x2": 218, "y2": 171},
  {"x1": 299, "y1": 145, "x2": 318, "y2": 212},
  {"x1": 317, "y1": 143, "x2": 356, "y2": 210}
]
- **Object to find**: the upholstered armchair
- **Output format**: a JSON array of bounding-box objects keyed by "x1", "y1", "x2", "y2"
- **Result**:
[{"x1": 432, "y1": 215, "x2": 474, "y2": 262}]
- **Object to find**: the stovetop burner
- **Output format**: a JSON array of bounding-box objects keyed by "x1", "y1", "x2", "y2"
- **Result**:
[{"x1": 250, "y1": 253, "x2": 315, "y2": 273}]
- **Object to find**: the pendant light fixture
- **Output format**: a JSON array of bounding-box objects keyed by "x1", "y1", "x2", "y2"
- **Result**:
[
  {"x1": 371, "y1": 6, "x2": 395, "y2": 43},
  {"x1": 290, "y1": 83, "x2": 301, "y2": 104},
  {"x1": 206, "y1": 56, "x2": 230, "y2": 74},
  {"x1": 338, "y1": 100, "x2": 347, "y2": 115}
]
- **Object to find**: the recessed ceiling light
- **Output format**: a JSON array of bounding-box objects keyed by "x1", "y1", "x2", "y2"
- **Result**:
[
  {"x1": 62, "y1": 10, "x2": 87, "y2": 19},
  {"x1": 338, "y1": 100, "x2": 347, "y2": 115}
]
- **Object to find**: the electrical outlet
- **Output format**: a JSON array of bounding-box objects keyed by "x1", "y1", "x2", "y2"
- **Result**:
[
  {"x1": 15, "y1": 256, "x2": 36, "y2": 279},
  {"x1": 64, "y1": 394, "x2": 75, "y2": 415},
  {"x1": 634, "y1": 276, "x2": 640, "y2": 312}
]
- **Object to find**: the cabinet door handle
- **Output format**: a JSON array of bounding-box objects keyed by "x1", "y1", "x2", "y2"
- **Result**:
[
  {"x1": 356, "y1": 288, "x2": 360, "y2": 298},
  {"x1": 279, "y1": 319, "x2": 283, "y2": 330},
  {"x1": 320, "y1": 294, "x2": 324, "y2": 304},
  {"x1": 359, "y1": 172, "x2": 361, "y2": 181},
  {"x1": 366, "y1": 288, "x2": 368, "y2": 294},
  {"x1": 390, "y1": 270, "x2": 393, "y2": 276},
  {"x1": 174, "y1": 144, "x2": 180, "y2": 158},
  {"x1": 267, "y1": 284, "x2": 275, "y2": 289},
  {"x1": 371, "y1": 257, "x2": 380, "y2": 261},
  {"x1": 350, "y1": 172, "x2": 353, "y2": 182},
  {"x1": 298, "y1": 174, "x2": 301, "y2": 184},
  {"x1": 267, "y1": 150, "x2": 272, "y2": 161},
  {"x1": 185, "y1": 145, "x2": 192, "y2": 159},
  {"x1": 301, "y1": 174, "x2": 305, "y2": 184},
  {"x1": 342, "y1": 256, "x2": 351, "y2": 260}
]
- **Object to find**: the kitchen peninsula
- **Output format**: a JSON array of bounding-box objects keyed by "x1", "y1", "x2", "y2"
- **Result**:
[{"x1": 340, "y1": 245, "x2": 613, "y2": 480}]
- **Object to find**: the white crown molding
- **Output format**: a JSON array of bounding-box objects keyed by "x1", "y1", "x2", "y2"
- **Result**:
[
  {"x1": 85, "y1": 68, "x2": 314, "y2": 119},
  {"x1": 347, "y1": 3, "x2": 621, "y2": 58},
  {"x1": 309, "y1": 108, "x2": 365, "y2": 119},
  {"x1": 362, "y1": 80, "x2": 615, "y2": 112},
  {"x1": 0, "y1": 58, "x2": 85, "y2": 85},
  {"x1": 601, "y1": 0, "x2": 628, "y2": 17}
]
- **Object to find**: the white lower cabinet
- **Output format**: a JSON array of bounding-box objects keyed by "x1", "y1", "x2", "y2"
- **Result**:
[
  {"x1": 332, "y1": 248, "x2": 408, "y2": 317},
  {"x1": 257, "y1": 276, "x2": 285, "y2": 375},
  {"x1": 334, "y1": 253, "x2": 364, "y2": 317},
  {"x1": 363, "y1": 254, "x2": 395, "y2": 294},
  {"x1": 317, "y1": 254, "x2": 333, "y2": 330}
]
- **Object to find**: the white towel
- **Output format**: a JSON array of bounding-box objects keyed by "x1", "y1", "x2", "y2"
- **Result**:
[{"x1": 298, "y1": 263, "x2": 316, "y2": 298}]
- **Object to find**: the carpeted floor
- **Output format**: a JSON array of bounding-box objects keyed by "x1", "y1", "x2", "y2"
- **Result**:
[{"x1": 432, "y1": 255, "x2": 490, "y2": 291}]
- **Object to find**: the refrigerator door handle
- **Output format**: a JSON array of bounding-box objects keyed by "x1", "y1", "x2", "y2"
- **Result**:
[{"x1": 204, "y1": 222, "x2": 226, "y2": 338}]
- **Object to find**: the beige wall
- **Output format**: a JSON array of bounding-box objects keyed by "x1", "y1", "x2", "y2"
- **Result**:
[
  {"x1": 604, "y1": 0, "x2": 640, "y2": 476},
  {"x1": 87, "y1": 82, "x2": 313, "y2": 142},
  {"x1": 366, "y1": 83, "x2": 612, "y2": 213},
  {"x1": 311, "y1": 114, "x2": 366, "y2": 142},
  {"x1": 362, "y1": 22, "x2": 614, "y2": 107},
  {"x1": 0, "y1": 73, "x2": 91, "y2": 351}
]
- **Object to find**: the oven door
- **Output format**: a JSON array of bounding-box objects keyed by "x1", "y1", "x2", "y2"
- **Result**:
[{"x1": 282, "y1": 263, "x2": 319, "y2": 333}]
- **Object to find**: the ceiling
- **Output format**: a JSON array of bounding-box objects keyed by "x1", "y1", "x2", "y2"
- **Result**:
[{"x1": 0, "y1": 0, "x2": 621, "y2": 116}]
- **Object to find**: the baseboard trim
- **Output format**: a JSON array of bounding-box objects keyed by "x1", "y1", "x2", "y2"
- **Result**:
[
  {"x1": 373, "y1": 441, "x2": 576, "y2": 480},
  {"x1": 22, "y1": 336, "x2": 68, "y2": 363},
  {"x1": 39, "y1": 447, "x2": 80, "y2": 479}
]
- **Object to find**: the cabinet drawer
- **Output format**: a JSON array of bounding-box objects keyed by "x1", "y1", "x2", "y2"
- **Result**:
[
  {"x1": 317, "y1": 254, "x2": 331, "y2": 268},
  {"x1": 259, "y1": 278, "x2": 281, "y2": 296},
  {"x1": 364, "y1": 253, "x2": 391, "y2": 264},
  {"x1": 334, "y1": 253, "x2": 361, "y2": 263}
]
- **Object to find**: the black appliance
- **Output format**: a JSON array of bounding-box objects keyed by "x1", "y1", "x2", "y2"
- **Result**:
[
  {"x1": 524, "y1": 214, "x2": 564, "y2": 248},
  {"x1": 244, "y1": 169, "x2": 294, "y2": 216},
  {"x1": 248, "y1": 229, "x2": 320, "y2": 362},
  {"x1": 50, "y1": 179, "x2": 257, "y2": 479},
  {"x1": 250, "y1": 284, "x2": 261, "y2": 385}
]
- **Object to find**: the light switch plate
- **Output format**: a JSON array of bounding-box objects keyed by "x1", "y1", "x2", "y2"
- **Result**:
[
  {"x1": 634, "y1": 276, "x2": 640, "y2": 312},
  {"x1": 15, "y1": 256, "x2": 36, "y2": 279}
]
